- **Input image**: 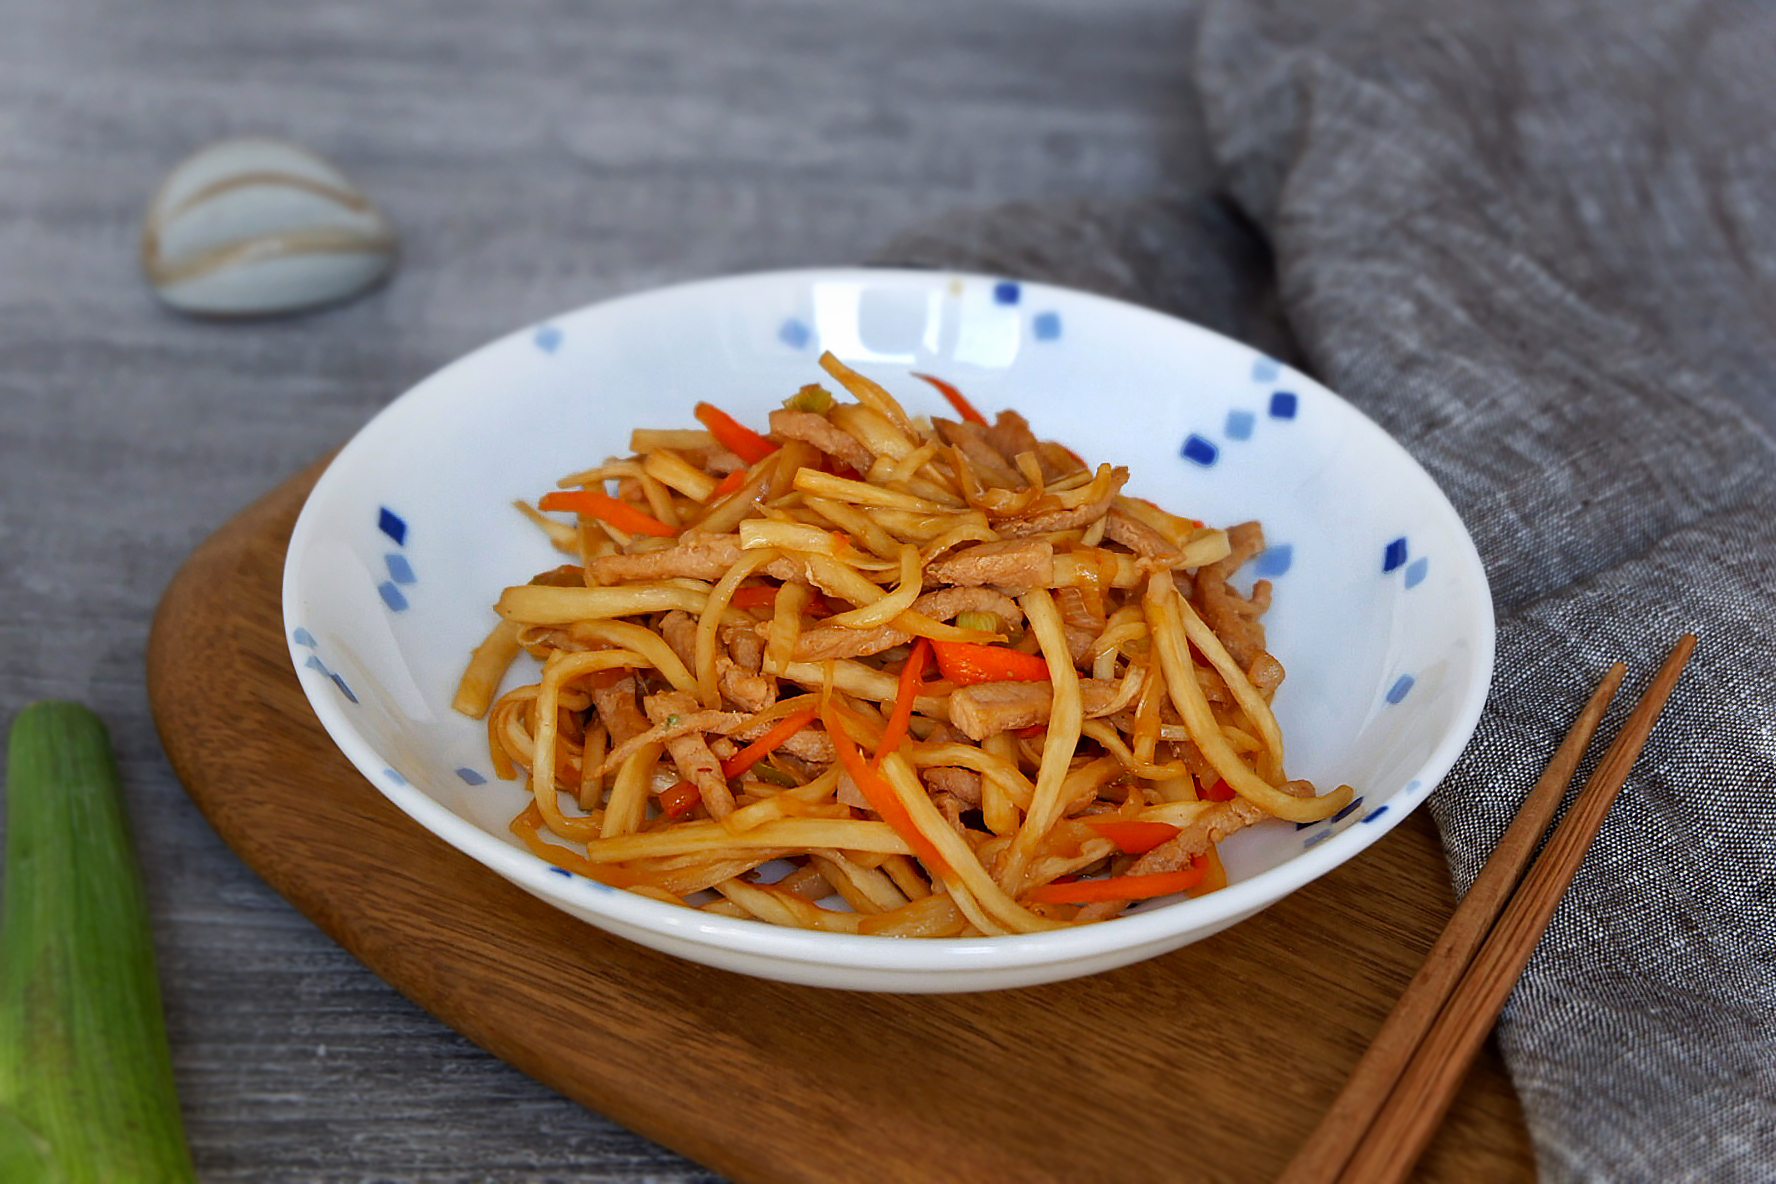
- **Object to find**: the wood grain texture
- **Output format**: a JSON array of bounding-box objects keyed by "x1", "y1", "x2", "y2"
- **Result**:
[{"x1": 146, "y1": 459, "x2": 1537, "y2": 1184}]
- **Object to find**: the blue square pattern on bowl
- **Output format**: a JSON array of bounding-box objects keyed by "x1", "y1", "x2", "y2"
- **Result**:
[{"x1": 1168, "y1": 350, "x2": 1438, "y2": 848}]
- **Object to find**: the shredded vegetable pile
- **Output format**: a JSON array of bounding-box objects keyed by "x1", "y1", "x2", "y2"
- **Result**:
[{"x1": 453, "y1": 352, "x2": 1352, "y2": 937}]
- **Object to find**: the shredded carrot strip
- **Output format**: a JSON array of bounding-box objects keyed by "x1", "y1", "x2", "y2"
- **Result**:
[
  {"x1": 538, "y1": 490, "x2": 677, "y2": 538},
  {"x1": 728, "y1": 584, "x2": 779, "y2": 612},
  {"x1": 1187, "y1": 845, "x2": 1227, "y2": 898},
  {"x1": 1082, "y1": 818, "x2": 1180, "y2": 856},
  {"x1": 912, "y1": 372, "x2": 987, "y2": 426},
  {"x1": 707, "y1": 469, "x2": 748, "y2": 501},
  {"x1": 821, "y1": 699, "x2": 951, "y2": 878},
  {"x1": 930, "y1": 640, "x2": 1051, "y2": 686},
  {"x1": 1026, "y1": 859, "x2": 1206, "y2": 905},
  {"x1": 1202, "y1": 778, "x2": 1236, "y2": 802},
  {"x1": 872, "y1": 638, "x2": 931, "y2": 768},
  {"x1": 721, "y1": 705, "x2": 819, "y2": 779},
  {"x1": 728, "y1": 583, "x2": 832, "y2": 617},
  {"x1": 694, "y1": 402, "x2": 777, "y2": 465},
  {"x1": 658, "y1": 780, "x2": 700, "y2": 819}
]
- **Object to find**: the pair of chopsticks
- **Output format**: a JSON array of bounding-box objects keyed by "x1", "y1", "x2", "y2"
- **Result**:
[{"x1": 1278, "y1": 633, "x2": 1697, "y2": 1184}]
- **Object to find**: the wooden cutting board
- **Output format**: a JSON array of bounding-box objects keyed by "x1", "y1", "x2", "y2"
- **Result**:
[{"x1": 145, "y1": 457, "x2": 1537, "y2": 1184}]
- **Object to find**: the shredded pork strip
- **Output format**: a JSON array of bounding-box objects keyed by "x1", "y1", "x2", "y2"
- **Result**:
[
  {"x1": 922, "y1": 765, "x2": 983, "y2": 808},
  {"x1": 643, "y1": 690, "x2": 737, "y2": 818},
  {"x1": 585, "y1": 530, "x2": 742, "y2": 584},
  {"x1": 1193, "y1": 521, "x2": 1271, "y2": 669},
  {"x1": 785, "y1": 587, "x2": 1023, "y2": 662},
  {"x1": 932, "y1": 418, "x2": 1026, "y2": 488},
  {"x1": 1103, "y1": 509, "x2": 1178, "y2": 559},
  {"x1": 946, "y1": 678, "x2": 1131, "y2": 741},
  {"x1": 769, "y1": 408, "x2": 877, "y2": 474},
  {"x1": 926, "y1": 539, "x2": 1055, "y2": 590},
  {"x1": 587, "y1": 672, "x2": 651, "y2": 747},
  {"x1": 996, "y1": 468, "x2": 1129, "y2": 538}
]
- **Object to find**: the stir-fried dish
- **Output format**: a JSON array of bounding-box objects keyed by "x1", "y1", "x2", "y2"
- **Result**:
[{"x1": 453, "y1": 351, "x2": 1353, "y2": 937}]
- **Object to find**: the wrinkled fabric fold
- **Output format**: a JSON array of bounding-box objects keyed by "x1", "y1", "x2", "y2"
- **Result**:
[{"x1": 874, "y1": 1, "x2": 1776, "y2": 1179}]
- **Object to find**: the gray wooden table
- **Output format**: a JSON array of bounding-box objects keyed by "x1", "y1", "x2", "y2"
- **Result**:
[{"x1": 0, "y1": 1, "x2": 1200, "y2": 1178}]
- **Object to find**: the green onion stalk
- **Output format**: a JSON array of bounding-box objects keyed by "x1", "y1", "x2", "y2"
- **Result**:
[{"x1": 0, "y1": 701, "x2": 196, "y2": 1182}]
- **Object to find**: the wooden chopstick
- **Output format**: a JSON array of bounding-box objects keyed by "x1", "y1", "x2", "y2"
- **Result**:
[
  {"x1": 1334, "y1": 632, "x2": 1694, "y2": 1183},
  {"x1": 1280, "y1": 633, "x2": 1696, "y2": 1184},
  {"x1": 1274, "y1": 659, "x2": 1626, "y2": 1184}
]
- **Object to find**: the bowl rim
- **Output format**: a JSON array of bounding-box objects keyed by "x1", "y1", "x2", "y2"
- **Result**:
[{"x1": 281, "y1": 265, "x2": 1497, "y2": 975}]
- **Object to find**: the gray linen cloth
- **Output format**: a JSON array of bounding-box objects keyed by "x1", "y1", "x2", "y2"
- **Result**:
[{"x1": 878, "y1": 0, "x2": 1776, "y2": 1179}]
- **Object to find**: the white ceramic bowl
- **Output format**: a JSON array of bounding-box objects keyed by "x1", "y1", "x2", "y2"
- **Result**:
[{"x1": 282, "y1": 268, "x2": 1494, "y2": 993}]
